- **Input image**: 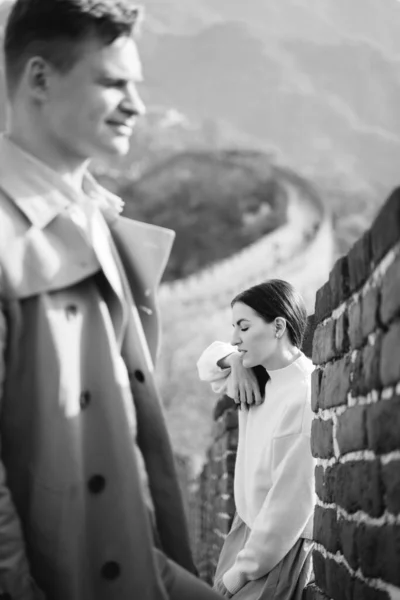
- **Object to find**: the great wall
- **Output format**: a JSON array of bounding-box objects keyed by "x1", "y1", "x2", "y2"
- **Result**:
[
  {"x1": 158, "y1": 168, "x2": 335, "y2": 466},
  {"x1": 188, "y1": 187, "x2": 400, "y2": 600}
]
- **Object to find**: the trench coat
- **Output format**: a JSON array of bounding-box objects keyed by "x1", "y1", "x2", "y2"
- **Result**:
[{"x1": 0, "y1": 142, "x2": 196, "y2": 600}]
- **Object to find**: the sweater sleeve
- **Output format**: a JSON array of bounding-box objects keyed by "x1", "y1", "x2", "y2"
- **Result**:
[
  {"x1": 223, "y1": 428, "x2": 315, "y2": 594},
  {"x1": 197, "y1": 341, "x2": 238, "y2": 395}
]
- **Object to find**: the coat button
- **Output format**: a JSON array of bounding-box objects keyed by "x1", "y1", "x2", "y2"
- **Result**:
[
  {"x1": 101, "y1": 561, "x2": 121, "y2": 580},
  {"x1": 88, "y1": 475, "x2": 106, "y2": 494},
  {"x1": 65, "y1": 304, "x2": 78, "y2": 319},
  {"x1": 80, "y1": 391, "x2": 91, "y2": 409},
  {"x1": 134, "y1": 370, "x2": 145, "y2": 383}
]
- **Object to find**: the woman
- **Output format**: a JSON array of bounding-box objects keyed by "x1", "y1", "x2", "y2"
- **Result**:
[{"x1": 197, "y1": 279, "x2": 315, "y2": 600}]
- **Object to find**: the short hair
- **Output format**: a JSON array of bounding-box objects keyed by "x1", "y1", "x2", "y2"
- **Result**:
[
  {"x1": 4, "y1": 0, "x2": 142, "y2": 97},
  {"x1": 232, "y1": 279, "x2": 308, "y2": 349}
]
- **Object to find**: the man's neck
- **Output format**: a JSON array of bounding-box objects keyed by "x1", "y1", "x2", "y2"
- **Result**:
[{"x1": 7, "y1": 128, "x2": 90, "y2": 194}]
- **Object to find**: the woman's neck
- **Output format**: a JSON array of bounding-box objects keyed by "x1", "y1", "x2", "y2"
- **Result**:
[{"x1": 262, "y1": 345, "x2": 301, "y2": 371}]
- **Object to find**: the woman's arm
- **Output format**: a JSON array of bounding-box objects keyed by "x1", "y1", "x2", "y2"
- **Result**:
[{"x1": 197, "y1": 342, "x2": 262, "y2": 407}]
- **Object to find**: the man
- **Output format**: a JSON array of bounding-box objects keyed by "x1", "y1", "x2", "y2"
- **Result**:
[{"x1": 0, "y1": 1, "x2": 222, "y2": 599}]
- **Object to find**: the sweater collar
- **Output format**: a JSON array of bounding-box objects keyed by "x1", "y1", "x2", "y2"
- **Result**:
[{"x1": 266, "y1": 352, "x2": 314, "y2": 384}]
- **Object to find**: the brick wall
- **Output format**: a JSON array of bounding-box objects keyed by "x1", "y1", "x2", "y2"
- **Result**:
[
  {"x1": 309, "y1": 189, "x2": 400, "y2": 600},
  {"x1": 191, "y1": 404, "x2": 238, "y2": 583},
  {"x1": 191, "y1": 189, "x2": 400, "y2": 599}
]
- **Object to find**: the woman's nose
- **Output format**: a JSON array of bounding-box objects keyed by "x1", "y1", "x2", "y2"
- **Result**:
[{"x1": 230, "y1": 330, "x2": 241, "y2": 346}]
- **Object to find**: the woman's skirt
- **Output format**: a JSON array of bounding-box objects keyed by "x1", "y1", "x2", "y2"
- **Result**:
[{"x1": 214, "y1": 514, "x2": 314, "y2": 600}]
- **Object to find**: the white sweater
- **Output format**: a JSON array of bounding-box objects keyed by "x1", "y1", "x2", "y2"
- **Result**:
[{"x1": 197, "y1": 342, "x2": 316, "y2": 595}]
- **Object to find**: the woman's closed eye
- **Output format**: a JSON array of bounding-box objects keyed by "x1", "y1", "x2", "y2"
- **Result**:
[{"x1": 240, "y1": 328, "x2": 249, "y2": 332}]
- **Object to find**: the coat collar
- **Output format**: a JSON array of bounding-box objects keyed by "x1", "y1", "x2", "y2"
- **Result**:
[
  {"x1": 0, "y1": 133, "x2": 175, "y2": 306},
  {"x1": 0, "y1": 134, "x2": 124, "y2": 229}
]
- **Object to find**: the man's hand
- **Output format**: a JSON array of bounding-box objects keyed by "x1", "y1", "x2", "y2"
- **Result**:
[{"x1": 225, "y1": 353, "x2": 263, "y2": 410}]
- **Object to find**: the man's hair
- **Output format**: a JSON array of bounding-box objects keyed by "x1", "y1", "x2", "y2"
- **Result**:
[{"x1": 4, "y1": 0, "x2": 142, "y2": 96}]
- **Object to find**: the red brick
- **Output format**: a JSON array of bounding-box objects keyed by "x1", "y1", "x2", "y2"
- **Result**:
[
  {"x1": 313, "y1": 506, "x2": 339, "y2": 554},
  {"x1": 359, "y1": 336, "x2": 382, "y2": 394},
  {"x1": 223, "y1": 408, "x2": 238, "y2": 431},
  {"x1": 313, "y1": 550, "x2": 327, "y2": 592},
  {"x1": 218, "y1": 474, "x2": 234, "y2": 496},
  {"x1": 353, "y1": 580, "x2": 390, "y2": 600},
  {"x1": 380, "y1": 321, "x2": 400, "y2": 387},
  {"x1": 303, "y1": 313, "x2": 317, "y2": 359},
  {"x1": 315, "y1": 282, "x2": 333, "y2": 325},
  {"x1": 226, "y1": 428, "x2": 239, "y2": 451},
  {"x1": 335, "y1": 461, "x2": 384, "y2": 518},
  {"x1": 366, "y1": 396, "x2": 400, "y2": 455},
  {"x1": 216, "y1": 512, "x2": 232, "y2": 535},
  {"x1": 218, "y1": 495, "x2": 235, "y2": 516},
  {"x1": 329, "y1": 255, "x2": 350, "y2": 307},
  {"x1": 321, "y1": 356, "x2": 351, "y2": 409},
  {"x1": 382, "y1": 461, "x2": 400, "y2": 515},
  {"x1": 325, "y1": 558, "x2": 354, "y2": 600},
  {"x1": 311, "y1": 368, "x2": 324, "y2": 412},
  {"x1": 311, "y1": 418, "x2": 334, "y2": 459},
  {"x1": 370, "y1": 188, "x2": 400, "y2": 266},
  {"x1": 303, "y1": 584, "x2": 331, "y2": 600},
  {"x1": 380, "y1": 253, "x2": 400, "y2": 325},
  {"x1": 214, "y1": 394, "x2": 236, "y2": 421},
  {"x1": 348, "y1": 301, "x2": 363, "y2": 349},
  {"x1": 351, "y1": 339, "x2": 382, "y2": 397},
  {"x1": 222, "y1": 451, "x2": 236, "y2": 475},
  {"x1": 362, "y1": 285, "x2": 380, "y2": 339},
  {"x1": 337, "y1": 518, "x2": 358, "y2": 571},
  {"x1": 348, "y1": 230, "x2": 372, "y2": 293},
  {"x1": 357, "y1": 523, "x2": 400, "y2": 587},
  {"x1": 315, "y1": 465, "x2": 336, "y2": 504},
  {"x1": 335, "y1": 310, "x2": 349, "y2": 357},
  {"x1": 313, "y1": 320, "x2": 336, "y2": 365},
  {"x1": 336, "y1": 406, "x2": 367, "y2": 454}
]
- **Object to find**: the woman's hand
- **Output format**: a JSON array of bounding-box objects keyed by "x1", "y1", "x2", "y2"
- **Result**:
[
  {"x1": 225, "y1": 353, "x2": 263, "y2": 410},
  {"x1": 214, "y1": 578, "x2": 233, "y2": 598}
]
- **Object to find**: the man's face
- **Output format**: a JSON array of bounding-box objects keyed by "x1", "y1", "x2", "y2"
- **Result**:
[{"x1": 42, "y1": 35, "x2": 145, "y2": 161}]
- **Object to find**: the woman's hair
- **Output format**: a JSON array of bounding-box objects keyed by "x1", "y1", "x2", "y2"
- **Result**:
[{"x1": 231, "y1": 279, "x2": 308, "y2": 349}]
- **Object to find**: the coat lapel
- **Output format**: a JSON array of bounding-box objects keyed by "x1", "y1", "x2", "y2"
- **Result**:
[{"x1": 109, "y1": 216, "x2": 175, "y2": 364}]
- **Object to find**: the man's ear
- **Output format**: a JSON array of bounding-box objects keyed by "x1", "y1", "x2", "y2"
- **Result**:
[
  {"x1": 274, "y1": 317, "x2": 287, "y2": 339},
  {"x1": 25, "y1": 56, "x2": 51, "y2": 101}
]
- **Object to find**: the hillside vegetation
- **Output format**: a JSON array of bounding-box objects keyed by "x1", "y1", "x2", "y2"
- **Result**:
[{"x1": 97, "y1": 150, "x2": 288, "y2": 281}]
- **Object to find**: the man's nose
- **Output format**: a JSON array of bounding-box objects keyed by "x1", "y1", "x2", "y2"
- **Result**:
[{"x1": 121, "y1": 84, "x2": 146, "y2": 117}]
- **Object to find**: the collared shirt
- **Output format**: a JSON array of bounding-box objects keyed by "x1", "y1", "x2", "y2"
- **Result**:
[{"x1": 0, "y1": 134, "x2": 154, "y2": 513}]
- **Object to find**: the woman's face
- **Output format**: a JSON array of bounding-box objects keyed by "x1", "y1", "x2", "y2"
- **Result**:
[{"x1": 230, "y1": 302, "x2": 277, "y2": 369}]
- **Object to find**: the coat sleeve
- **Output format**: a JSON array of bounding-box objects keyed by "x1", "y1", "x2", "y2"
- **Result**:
[
  {"x1": 0, "y1": 298, "x2": 37, "y2": 600},
  {"x1": 223, "y1": 408, "x2": 315, "y2": 594},
  {"x1": 197, "y1": 341, "x2": 238, "y2": 394}
]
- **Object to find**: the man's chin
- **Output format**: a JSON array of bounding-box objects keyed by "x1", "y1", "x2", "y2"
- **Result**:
[
  {"x1": 109, "y1": 137, "x2": 131, "y2": 156},
  {"x1": 97, "y1": 136, "x2": 131, "y2": 158}
]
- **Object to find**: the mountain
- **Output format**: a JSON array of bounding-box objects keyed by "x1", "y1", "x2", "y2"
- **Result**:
[
  {"x1": 141, "y1": 19, "x2": 400, "y2": 191},
  {"x1": 1, "y1": 0, "x2": 400, "y2": 196}
]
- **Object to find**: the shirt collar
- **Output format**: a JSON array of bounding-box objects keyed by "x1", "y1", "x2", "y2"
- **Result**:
[{"x1": 0, "y1": 134, "x2": 124, "y2": 229}]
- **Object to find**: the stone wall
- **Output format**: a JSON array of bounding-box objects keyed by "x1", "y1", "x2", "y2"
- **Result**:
[
  {"x1": 309, "y1": 188, "x2": 400, "y2": 600},
  {"x1": 192, "y1": 189, "x2": 400, "y2": 599}
]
